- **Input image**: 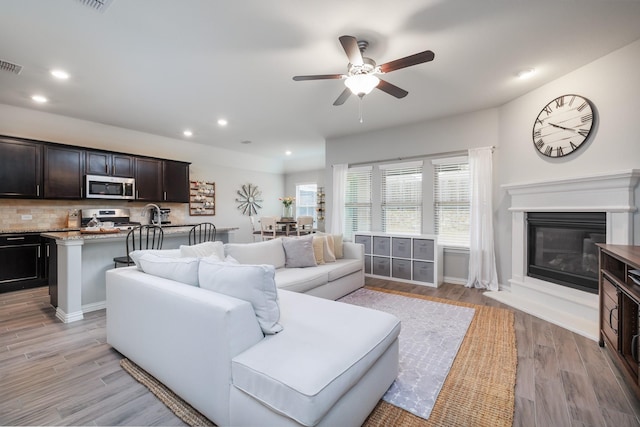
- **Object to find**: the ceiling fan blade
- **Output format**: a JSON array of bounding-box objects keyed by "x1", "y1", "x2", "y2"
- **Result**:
[
  {"x1": 333, "y1": 88, "x2": 352, "y2": 106},
  {"x1": 339, "y1": 35, "x2": 363, "y2": 66},
  {"x1": 376, "y1": 79, "x2": 408, "y2": 99},
  {"x1": 293, "y1": 74, "x2": 343, "y2": 81},
  {"x1": 379, "y1": 50, "x2": 435, "y2": 73}
]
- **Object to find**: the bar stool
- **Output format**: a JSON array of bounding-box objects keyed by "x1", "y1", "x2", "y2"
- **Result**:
[
  {"x1": 113, "y1": 225, "x2": 164, "y2": 268},
  {"x1": 188, "y1": 222, "x2": 216, "y2": 245}
]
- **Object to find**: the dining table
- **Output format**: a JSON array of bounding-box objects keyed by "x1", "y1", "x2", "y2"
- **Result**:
[{"x1": 276, "y1": 219, "x2": 297, "y2": 236}]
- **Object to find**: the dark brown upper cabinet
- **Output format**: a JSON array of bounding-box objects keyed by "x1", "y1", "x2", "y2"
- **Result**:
[
  {"x1": 163, "y1": 160, "x2": 190, "y2": 203},
  {"x1": 0, "y1": 136, "x2": 42, "y2": 198},
  {"x1": 135, "y1": 157, "x2": 163, "y2": 201},
  {"x1": 86, "y1": 150, "x2": 134, "y2": 178},
  {"x1": 43, "y1": 145, "x2": 84, "y2": 199}
]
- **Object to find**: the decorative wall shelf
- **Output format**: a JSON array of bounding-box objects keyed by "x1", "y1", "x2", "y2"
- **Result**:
[
  {"x1": 316, "y1": 187, "x2": 325, "y2": 221},
  {"x1": 190, "y1": 181, "x2": 215, "y2": 216}
]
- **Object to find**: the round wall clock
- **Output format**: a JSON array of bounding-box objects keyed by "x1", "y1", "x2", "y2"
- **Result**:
[
  {"x1": 235, "y1": 183, "x2": 263, "y2": 216},
  {"x1": 532, "y1": 94, "x2": 595, "y2": 158}
]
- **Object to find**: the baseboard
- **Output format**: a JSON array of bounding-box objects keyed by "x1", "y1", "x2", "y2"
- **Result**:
[
  {"x1": 444, "y1": 276, "x2": 466, "y2": 286},
  {"x1": 82, "y1": 300, "x2": 106, "y2": 313},
  {"x1": 55, "y1": 307, "x2": 84, "y2": 323}
]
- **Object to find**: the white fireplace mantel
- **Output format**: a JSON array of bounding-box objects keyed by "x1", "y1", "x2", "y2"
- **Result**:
[{"x1": 486, "y1": 169, "x2": 640, "y2": 340}]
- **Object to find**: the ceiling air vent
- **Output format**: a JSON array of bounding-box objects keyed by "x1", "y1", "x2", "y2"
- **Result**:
[
  {"x1": 76, "y1": 0, "x2": 114, "y2": 13},
  {"x1": 0, "y1": 60, "x2": 23, "y2": 75}
]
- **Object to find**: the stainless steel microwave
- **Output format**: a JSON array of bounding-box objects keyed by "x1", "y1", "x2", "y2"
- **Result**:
[{"x1": 85, "y1": 174, "x2": 135, "y2": 200}]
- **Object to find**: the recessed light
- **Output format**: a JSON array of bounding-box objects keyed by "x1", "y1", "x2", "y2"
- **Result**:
[
  {"x1": 183, "y1": 130, "x2": 193, "y2": 137},
  {"x1": 50, "y1": 69, "x2": 70, "y2": 80},
  {"x1": 31, "y1": 95, "x2": 48, "y2": 103},
  {"x1": 516, "y1": 68, "x2": 536, "y2": 79},
  {"x1": 285, "y1": 151, "x2": 292, "y2": 156},
  {"x1": 240, "y1": 140, "x2": 252, "y2": 144},
  {"x1": 217, "y1": 118, "x2": 228, "y2": 126}
]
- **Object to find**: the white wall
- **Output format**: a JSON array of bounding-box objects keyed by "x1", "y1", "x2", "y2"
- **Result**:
[
  {"x1": 326, "y1": 38, "x2": 640, "y2": 285},
  {"x1": 0, "y1": 104, "x2": 285, "y2": 242}
]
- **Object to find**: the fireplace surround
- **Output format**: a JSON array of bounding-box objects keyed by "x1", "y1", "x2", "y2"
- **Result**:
[{"x1": 487, "y1": 170, "x2": 640, "y2": 340}]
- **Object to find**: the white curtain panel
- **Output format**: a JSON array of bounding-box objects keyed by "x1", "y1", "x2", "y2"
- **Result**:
[
  {"x1": 330, "y1": 164, "x2": 348, "y2": 235},
  {"x1": 466, "y1": 147, "x2": 499, "y2": 291}
]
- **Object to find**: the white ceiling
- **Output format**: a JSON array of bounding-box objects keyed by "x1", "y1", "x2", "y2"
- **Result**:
[{"x1": 1, "y1": 0, "x2": 640, "y2": 173}]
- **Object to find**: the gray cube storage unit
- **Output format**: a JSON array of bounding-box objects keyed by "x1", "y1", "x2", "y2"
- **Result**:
[{"x1": 354, "y1": 232, "x2": 443, "y2": 287}]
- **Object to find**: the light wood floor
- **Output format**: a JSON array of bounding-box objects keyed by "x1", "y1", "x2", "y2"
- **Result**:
[{"x1": 1, "y1": 280, "x2": 639, "y2": 426}]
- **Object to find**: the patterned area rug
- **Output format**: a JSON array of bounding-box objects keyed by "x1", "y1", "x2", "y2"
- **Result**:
[
  {"x1": 338, "y1": 288, "x2": 475, "y2": 420},
  {"x1": 120, "y1": 286, "x2": 516, "y2": 427}
]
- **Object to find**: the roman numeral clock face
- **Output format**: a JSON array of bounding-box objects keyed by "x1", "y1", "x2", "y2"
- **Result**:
[{"x1": 532, "y1": 94, "x2": 595, "y2": 158}]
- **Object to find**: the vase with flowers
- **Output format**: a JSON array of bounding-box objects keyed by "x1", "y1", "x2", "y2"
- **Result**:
[{"x1": 279, "y1": 196, "x2": 295, "y2": 219}]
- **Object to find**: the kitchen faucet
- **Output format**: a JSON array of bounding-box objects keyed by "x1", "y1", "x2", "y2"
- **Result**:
[{"x1": 143, "y1": 203, "x2": 162, "y2": 227}]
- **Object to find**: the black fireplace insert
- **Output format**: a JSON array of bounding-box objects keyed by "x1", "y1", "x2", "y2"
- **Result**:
[{"x1": 527, "y1": 212, "x2": 606, "y2": 294}]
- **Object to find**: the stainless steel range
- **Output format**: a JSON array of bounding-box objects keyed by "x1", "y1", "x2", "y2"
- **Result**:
[{"x1": 80, "y1": 208, "x2": 141, "y2": 230}]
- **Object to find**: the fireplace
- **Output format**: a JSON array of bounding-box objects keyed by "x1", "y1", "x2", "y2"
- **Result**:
[
  {"x1": 487, "y1": 169, "x2": 640, "y2": 340},
  {"x1": 527, "y1": 212, "x2": 605, "y2": 294}
]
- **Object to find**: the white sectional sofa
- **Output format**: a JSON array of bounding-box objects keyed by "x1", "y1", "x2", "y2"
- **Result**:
[
  {"x1": 224, "y1": 236, "x2": 365, "y2": 300},
  {"x1": 106, "y1": 236, "x2": 400, "y2": 427}
]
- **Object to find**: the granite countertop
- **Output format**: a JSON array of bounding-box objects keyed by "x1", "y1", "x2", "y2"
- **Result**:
[{"x1": 4, "y1": 224, "x2": 238, "y2": 241}]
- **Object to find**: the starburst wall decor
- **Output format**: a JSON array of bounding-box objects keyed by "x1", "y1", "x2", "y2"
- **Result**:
[{"x1": 235, "y1": 183, "x2": 263, "y2": 216}]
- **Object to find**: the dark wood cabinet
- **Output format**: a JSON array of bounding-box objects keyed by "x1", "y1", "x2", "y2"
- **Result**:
[
  {"x1": 135, "y1": 157, "x2": 163, "y2": 201},
  {"x1": 1, "y1": 134, "x2": 190, "y2": 203},
  {"x1": 0, "y1": 233, "x2": 46, "y2": 293},
  {"x1": 86, "y1": 150, "x2": 134, "y2": 177},
  {"x1": 598, "y1": 244, "x2": 640, "y2": 399},
  {"x1": 0, "y1": 136, "x2": 42, "y2": 198},
  {"x1": 43, "y1": 145, "x2": 84, "y2": 199},
  {"x1": 163, "y1": 160, "x2": 190, "y2": 202}
]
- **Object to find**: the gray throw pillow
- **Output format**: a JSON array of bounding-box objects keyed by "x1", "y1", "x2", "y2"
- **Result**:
[{"x1": 282, "y1": 235, "x2": 317, "y2": 268}]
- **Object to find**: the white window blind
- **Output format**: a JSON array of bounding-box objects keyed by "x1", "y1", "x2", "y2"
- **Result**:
[
  {"x1": 344, "y1": 166, "x2": 372, "y2": 241},
  {"x1": 295, "y1": 183, "x2": 317, "y2": 225},
  {"x1": 380, "y1": 161, "x2": 422, "y2": 234},
  {"x1": 433, "y1": 157, "x2": 470, "y2": 247}
]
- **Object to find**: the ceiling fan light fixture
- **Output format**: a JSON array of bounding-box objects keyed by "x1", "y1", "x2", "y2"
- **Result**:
[{"x1": 344, "y1": 74, "x2": 380, "y2": 96}]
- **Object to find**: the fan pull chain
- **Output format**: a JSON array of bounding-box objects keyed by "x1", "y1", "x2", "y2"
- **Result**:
[{"x1": 358, "y1": 94, "x2": 364, "y2": 123}]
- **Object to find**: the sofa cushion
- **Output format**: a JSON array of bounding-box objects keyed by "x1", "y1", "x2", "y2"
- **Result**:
[
  {"x1": 332, "y1": 234, "x2": 344, "y2": 259},
  {"x1": 314, "y1": 258, "x2": 364, "y2": 282},
  {"x1": 232, "y1": 290, "x2": 400, "y2": 427},
  {"x1": 224, "y1": 239, "x2": 286, "y2": 269},
  {"x1": 137, "y1": 253, "x2": 200, "y2": 287},
  {"x1": 179, "y1": 241, "x2": 225, "y2": 259},
  {"x1": 199, "y1": 258, "x2": 283, "y2": 335},
  {"x1": 274, "y1": 268, "x2": 328, "y2": 293},
  {"x1": 129, "y1": 248, "x2": 181, "y2": 270},
  {"x1": 281, "y1": 235, "x2": 317, "y2": 268}
]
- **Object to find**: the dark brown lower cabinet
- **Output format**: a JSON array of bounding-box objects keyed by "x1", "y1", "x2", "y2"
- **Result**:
[
  {"x1": 0, "y1": 233, "x2": 47, "y2": 293},
  {"x1": 598, "y1": 244, "x2": 640, "y2": 399}
]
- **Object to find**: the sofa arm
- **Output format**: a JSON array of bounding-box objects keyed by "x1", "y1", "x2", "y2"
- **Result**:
[
  {"x1": 342, "y1": 242, "x2": 364, "y2": 260},
  {"x1": 106, "y1": 267, "x2": 263, "y2": 425}
]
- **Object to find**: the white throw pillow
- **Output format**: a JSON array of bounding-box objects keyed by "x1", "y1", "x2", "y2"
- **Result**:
[
  {"x1": 332, "y1": 234, "x2": 344, "y2": 259},
  {"x1": 224, "y1": 238, "x2": 286, "y2": 268},
  {"x1": 198, "y1": 258, "x2": 283, "y2": 335},
  {"x1": 180, "y1": 241, "x2": 225, "y2": 259},
  {"x1": 137, "y1": 253, "x2": 200, "y2": 287},
  {"x1": 129, "y1": 249, "x2": 181, "y2": 270}
]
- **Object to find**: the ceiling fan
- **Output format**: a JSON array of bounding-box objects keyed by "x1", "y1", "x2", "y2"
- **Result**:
[{"x1": 293, "y1": 35, "x2": 435, "y2": 107}]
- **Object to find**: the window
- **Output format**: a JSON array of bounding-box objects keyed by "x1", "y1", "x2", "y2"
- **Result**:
[
  {"x1": 344, "y1": 166, "x2": 372, "y2": 241},
  {"x1": 295, "y1": 183, "x2": 317, "y2": 224},
  {"x1": 433, "y1": 157, "x2": 470, "y2": 247},
  {"x1": 381, "y1": 161, "x2": 422, "y2": 233}
]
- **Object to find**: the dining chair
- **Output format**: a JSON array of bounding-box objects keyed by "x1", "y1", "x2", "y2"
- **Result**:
[
  {"x1": 260, "y1": 216, "x2": 278, "y2": 240},
  {"x1": 113, "y1": 225, "x2": 164, "y2": 268},
  {"x1": 296, "y1": 216, "x2": 314, "y2": 236},
  {"x1": 249, "y1": 216, "x2": 262, "y2": 242},
  {"x1": 189, "y1": 222, "x2": 216, "y2": 245}
]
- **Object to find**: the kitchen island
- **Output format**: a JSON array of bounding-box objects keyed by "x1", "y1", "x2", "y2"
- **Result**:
[{"x1": 41, "y1": 225, "x2": 238, "y2": 323}]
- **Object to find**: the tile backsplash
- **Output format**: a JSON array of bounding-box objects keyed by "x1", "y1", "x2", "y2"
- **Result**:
[{"x1": 0, "y1": 199, "x2": 189, "y2": 231}]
